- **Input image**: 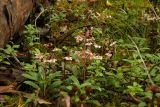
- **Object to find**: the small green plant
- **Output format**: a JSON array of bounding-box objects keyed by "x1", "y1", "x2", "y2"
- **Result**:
[
  {"x1": 22, "y1": 48, "x2": 61, "y2": 97},
  {"x1": 23, "y1": 24, "x2": 39, "y2": 47},
  {"x1": 0, "y1": 44, "x2": 19, "y2": 65},
  {"x1": 127, "y1": 82, "x2": 143, "y2": 96},
  {"x1": 63, "y1": 75, "x2": 101, "y2": 106},
  {"x1": 1, "y1": 0, "x2": 159, "y2": 107}
]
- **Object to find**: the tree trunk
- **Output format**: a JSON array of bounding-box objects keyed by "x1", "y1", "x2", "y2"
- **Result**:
[{"x1": 0, "y1": 0, "x2": 34, "y2": 48}]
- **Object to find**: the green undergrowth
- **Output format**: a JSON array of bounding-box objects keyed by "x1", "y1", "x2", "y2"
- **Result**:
[{"x1": 0, "y1": 0, "x2": 160, "y2": 107}]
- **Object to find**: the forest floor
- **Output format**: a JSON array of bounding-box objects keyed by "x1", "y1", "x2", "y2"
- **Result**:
[{"x1": 0, "y1": 0, "x2": 160, "y2": 107}]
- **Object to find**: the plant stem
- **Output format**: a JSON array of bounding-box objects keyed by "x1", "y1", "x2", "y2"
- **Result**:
[{"x1": 128, "y1": 35, "x2": 154, "y2": 85}]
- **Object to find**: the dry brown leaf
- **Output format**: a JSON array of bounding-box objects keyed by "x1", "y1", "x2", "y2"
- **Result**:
[{"x1": 0, "y1": 83, "x2": 16, "y2": 93}]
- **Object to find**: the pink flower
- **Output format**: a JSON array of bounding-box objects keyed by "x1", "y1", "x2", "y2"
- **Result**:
[
  {"x1": 44, "y1": 59, "x2": 57, "y2": 63},
  {"x1": 105, "y1": 53, "x2": 112, "y2": 58},
  {"x1": 74, "y1": 51, "x2": 81, "y2": 56},
  {"x1": 75, "y1": 35, "x2": 84, "y2": 43},
  {"x1": 35, "y1": 53, "x2": 43, "y2": 61},
  {"x1": 93, "y1": 55, "x2": 103, "y2": 60},
  {"x1": 86, "y1": 37, "x2": 95, "y2": 42},
  {"x1": 85, "y1": 42, "x2": 93, "y2": 46},
  {"x1": 94, "y1": 44, "x2": 101, "y2": 48},
  {"x1": 52, "y1": 48, "x2": 61, "y2": 52},
  {"x1": 64, "y1": 57, "x2": 72, "y2": 61}
]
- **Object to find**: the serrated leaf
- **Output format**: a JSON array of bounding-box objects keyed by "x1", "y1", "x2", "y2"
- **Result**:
[
  {"x1": 105, "y1": 72, "x2": 114, "y2": 76},
  {"x1": 66, "y1": 86, "x2": 72, "y2": 90},
  {"x1": 69, "y1": 76, "x2": 80, "y2": 86},
  {"x1": 13, "y1": 45, "x2": 20, "y2": 49},
  {"x1": 3, "y1": 61, "x2": 10, "y2": 65},
  {"x1": 38, "y1": 66, "x2": 45, "y2": 80},
  {"x1": 22, "y1": 73, "x2": 38, "y2": 81},
  {"x1": 155, "y1": 75, "x2": 160, "y2": 82},
  {"x1": 48, "y1": 72, "x2": 61, "y2": 79},
  {"x1": 92, "y1": 86, "x2": 101, "y2": 91},
  {"x1": 100, "y1": 66, "x2": 105, "y2": 70},
  {"x1": 24, "y1": 81, "x2": 40, "y2": 89},
  {"x1": 51, "y1": 81, "x2": 62, "y2": 88},
  {"x1": 80, "y1": 82, "x2": 91, "y2": 88}
]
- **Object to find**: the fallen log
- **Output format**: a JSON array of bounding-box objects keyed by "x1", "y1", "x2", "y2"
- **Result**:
[{"x1": 0, "y1": 0, "x2": 34, "y2": 48}]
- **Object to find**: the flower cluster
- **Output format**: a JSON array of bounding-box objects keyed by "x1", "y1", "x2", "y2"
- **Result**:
[
  {"x1": 64, "y1": 27, "x2": 116, "y2": 63},
  {"x1": 35, "y1": 52, "x2": 57, "y2": 64},
  {"x1": 73, "y1": 28, "x2": 104, "y2": 61},
  {"x1": 75, "y1": 35, "x2": 84, "y2": 43},
  {"x1": 74, "y1": 50, "x2": 102, "y2": 61}
]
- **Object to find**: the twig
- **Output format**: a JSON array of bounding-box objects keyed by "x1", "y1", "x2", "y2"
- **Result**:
[
  {"x1": 127, "y1": 35, "x2": 154, "y2": 85},
  {"x1": 11, "y1": 53, "x2": 21, "y2": 65},
  {"x1": 128, "y1": 93, "x2": 141, "y2": 104},
  {"x1": 35, "y1": 9, "x2": 47, "y2": 27},
  {"x1": 56, "y1": 25, "x2": 95, "y2": 45}
]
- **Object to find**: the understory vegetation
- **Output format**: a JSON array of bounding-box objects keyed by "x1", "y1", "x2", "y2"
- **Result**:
[{"x1": 0, "y1": 0, "x2": 160, "y2": 107}]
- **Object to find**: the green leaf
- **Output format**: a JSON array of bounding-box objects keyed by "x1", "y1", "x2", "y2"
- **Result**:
[
  {"x1": 23, "y1": 63, "x2": 36, "y2": 71},
  {"x1": 80, "y1": 82, "x2": 91, "y2": 88},
  {"x1": 48, "y1": 72, "x2": 61, "y2": 80},
  {"x1": 12, "y1": 45, "x2": 20, "y2": 49},
  {"x1": 51, "y1": 81, "x2": 63, "y2": 88},
  {"x1": 92, "y1": 85, "x2": 102, "y2": 91},
  {"x1": 105, "y1": 72, "x2": 115, "y2": 76},
  {"x1": 66, "y1": 86, "x2": 72, "y2": 90},
  {"x1": 38, "y1": 66, "x2": 45, "y2": 80},
  {"x1": 138, "y1": 102, "x2": 146, "y2": 107},
  {"x1": 0, "y1": 56, "x2": 3, "y2": 62},
  {"x1": 22, "y1": 72, "x2": 38, "y2": 81},
  {"x1": 144, "y1": 92, "x2": 152, "y2": 99},
  {"x1": 123, "y1": 59, "x2": 133, "y2": 63},
  {"x1": 3, "y1": 61, "x2": 10, "y2": 65},
  {"x1": 24, "y1": 81, "x2": 40, "y2": 89},
  {"x1": 87, "y1": 100, "x2": 101, "y2": 106},
  {"x1": 155, "y1": 74, "x2": 160, "y2": 82},
  {"x1": 69, "y1": 76, "x2": 80, "y2": 86},
  {"x1": 25, "y1": 93, "x2": 35, "y2": 103},
  {"x1": 100, "y1": 66, "x2": 105, "y2": 70},
  {"x1": 21, "y1": 93, "x2": 35, "y2": 107}
]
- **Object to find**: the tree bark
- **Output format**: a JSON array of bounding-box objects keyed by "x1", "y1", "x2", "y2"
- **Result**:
[{"x1": 0, "y1": 0, "x2": 34, "y2": 48}]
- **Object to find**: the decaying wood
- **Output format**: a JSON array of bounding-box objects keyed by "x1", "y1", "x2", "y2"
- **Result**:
[{"x1": 0, "y1": 0, "x2": 34, "y2": 48}]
